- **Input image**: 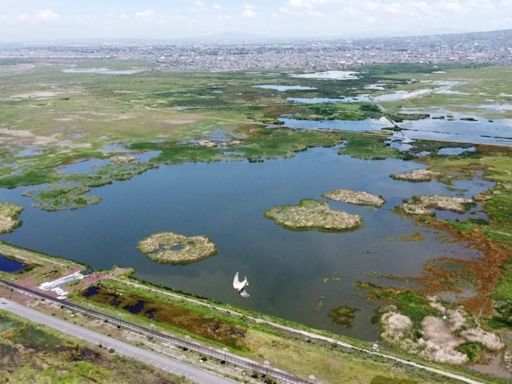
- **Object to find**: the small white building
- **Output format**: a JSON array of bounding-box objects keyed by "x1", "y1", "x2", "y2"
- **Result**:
[{"x1": 39, "y1": 271, "x2": 84, "y2": 291}]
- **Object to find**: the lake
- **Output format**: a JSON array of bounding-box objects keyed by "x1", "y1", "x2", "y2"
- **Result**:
[{"x1": 0, "y1": 147, "x2": 486, "y2": 340}]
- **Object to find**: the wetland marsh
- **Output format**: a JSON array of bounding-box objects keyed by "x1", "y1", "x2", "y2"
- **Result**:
[
  {"x1": 0, "y1": 147, "x2": 489, "y2": 339},
  {"x1": 1, "y1": 61, "x2": 511, "y2": 373}
]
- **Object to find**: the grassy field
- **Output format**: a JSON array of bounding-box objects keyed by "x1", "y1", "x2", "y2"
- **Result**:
[
  {"x1": 70, "y1": 277, "x2": 461, "y2": 384},
  {"x1": 0, "y1": 311, "x2": 188, "y2": 384}
]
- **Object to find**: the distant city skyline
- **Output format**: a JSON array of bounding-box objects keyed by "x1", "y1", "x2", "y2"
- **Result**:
[{"x1": 1, "y1": 0, "x2": 512, "y2": 42}]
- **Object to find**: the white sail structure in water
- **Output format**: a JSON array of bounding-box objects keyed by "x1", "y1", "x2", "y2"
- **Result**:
[{"x1": 233, "y1": 272, "x2": 250, "y2": 298}]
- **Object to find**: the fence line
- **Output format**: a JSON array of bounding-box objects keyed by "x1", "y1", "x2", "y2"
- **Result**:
[{"x1": 0, "y1": 279, "x2": 309, "y2": 384}]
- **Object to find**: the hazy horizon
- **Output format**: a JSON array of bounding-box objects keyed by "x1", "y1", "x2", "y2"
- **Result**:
[{"x1": 1, "y1": 0, "x2": 512, "y2": 43}]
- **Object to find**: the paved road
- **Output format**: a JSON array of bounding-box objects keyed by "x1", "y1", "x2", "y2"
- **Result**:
[
  {"x1": 0, "y1": 278, "x2": 307, "y2": 383},
  {"x1": 0, "y1": 299, "x2": 237, "y2": 384}
]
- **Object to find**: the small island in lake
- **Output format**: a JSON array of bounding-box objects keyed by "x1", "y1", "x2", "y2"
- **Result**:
[
  {"x1": 323, "y1": 188, "x2": 385, "y2": 207},
  {"x1": 398, "y1": 195, "x2": 474, "y2": 215},
  {"x1": 138, "y1": 231, "x2": 217, "y2": 264},
  {"x1": 391, "y1": 169, "x2": 440, "y2": 182},
  {"x1": 265, "y1": 199, "x2": 362, "y2": 232}
]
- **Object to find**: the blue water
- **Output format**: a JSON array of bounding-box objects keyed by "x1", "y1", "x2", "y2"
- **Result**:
[
  {"x1": 59, "y1": 158, "x2": 110, "y2": 174},
  {"x1": 0, "y1": 148, "x2": 487, "y2": 339},
  {"x1": 397, "y1": 118, "x2": 512, "y2": 145},
  {"x1": 0, "y1": 254, "x2": 25, "y2": 273},
  {"x1": 438, "y1": 147, "x2": 476, "y2": 156}
]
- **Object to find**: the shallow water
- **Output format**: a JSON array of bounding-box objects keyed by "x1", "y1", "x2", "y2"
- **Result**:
[
  {"x1": 374, "y1": 89, "x2": 433, "y2": 102},
  {"x1": 0, "y1": 148, "x2": 487, "y2": 339},
  {"x1": 16, "y1": 148, "x2": 42, "y2": 157},
  {"x1": 290, "y1": 71, "x2": 359, "y2": 80},
  {"x1": 396, "y1": 117, "x2": 512, "y2": 145},
  {"x1": 288, "y1": 96, "x2": 371, "y2": 104},
  {"x1": 437, "y1": 147, "x2": 476, "y2": 156},
  {"x1": 0, "y1": 254, "x2": 25, "y2": 273},
  {"x1": 59, "y1": 158, "x2": 110, "y2": 174},
  {"x1": 62, "y1": 67, "x2": 148, "y2": 75},
  {"x1": 279, "y1": 117, "x2": 392, "y2": 131},
  {"x1": 253, "y1": 85, "x2": 317, "y2": 91}
]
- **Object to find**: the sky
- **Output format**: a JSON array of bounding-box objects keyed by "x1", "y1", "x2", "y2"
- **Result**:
[{"x1": 1, "y1": 0, "x2": 512, "y2": 42}]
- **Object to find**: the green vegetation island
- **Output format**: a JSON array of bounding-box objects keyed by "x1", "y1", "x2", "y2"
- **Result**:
[
  {"x1": 323, "y1": 188, "x2": 385, "y2": 207},
  {"x1": 138, "y1": 232, "x2": 217, "y2": 264},
  {"x1": 265, "y1": 199, "x2": 363, "y2": 232}
]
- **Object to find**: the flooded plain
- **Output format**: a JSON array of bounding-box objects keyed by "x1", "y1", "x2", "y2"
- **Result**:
[
  {"x1": 397, "y1": 117, "x2": 512, "y2": 145},
  {"x1": 278, "y1": 117, "x2": 392, "y2": 131},
  {"x1": 0, "y1": 147, "x2": 489, "y2": 339}
]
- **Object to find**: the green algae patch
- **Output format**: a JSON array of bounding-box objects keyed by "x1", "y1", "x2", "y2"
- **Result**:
[
  {"x1": 0, "y1": 203, "x2": 23, "y2": 233},
  {"x1": 138, "y1": 231, "x2": 217, "y2": 264},
  {"x1": 25, "y1": 187, "x2": 101, "y2": 211},
  {"x1": 231, "y1": 126, "x2": 342, "y2": 161},
  {"x1": 338, "y1": 134, "x2": 401, "y2": 160},
  {"x1": 388, "y1": 231, "x2": 426, "y2": 242},
  {"x1": 265, "y1": 199, "x2": 362, "y2": 232},
  {"x1": 328, "y1": 305, "x2": 360, "y2": 328},
  {"x1": 323, "y1": 188, "x2": 385, "y2": 207}
]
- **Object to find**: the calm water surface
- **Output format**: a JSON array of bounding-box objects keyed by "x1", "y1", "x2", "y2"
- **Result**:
[
  {"x1": 0, "y1": 254, "x2": 25, "y2": 273},
  {"x1": 279, "y1": 117, "x2": 391, "y2": 132},
  {"x1": 0, "y1": 148, "x2": 486, "y2": 339}
]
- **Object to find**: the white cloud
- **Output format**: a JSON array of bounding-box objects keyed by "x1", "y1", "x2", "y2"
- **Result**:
[
  {"x1": 37, "y1": 9, "x2": 59, "y2": 21},
  {"x1": 194, "y1": 1, "x2": 207, "y2": 11},
  {"x1": 134, "y1": 9, "x2": 156, "y2": 19},
  {"x1": 242, "y1": 4, "x2": 257, "y2": 17},
  {"x1": 1, "y1": 1, "x2": 511, "y2": 41},
  {"x1": 15, "y1": 9, "x2": 59, "y2": 22}
]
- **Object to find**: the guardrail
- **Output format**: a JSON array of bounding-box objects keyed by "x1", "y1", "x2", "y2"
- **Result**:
[{"x1": 0, "y1": 279, "x2": 310, "y2": 384}]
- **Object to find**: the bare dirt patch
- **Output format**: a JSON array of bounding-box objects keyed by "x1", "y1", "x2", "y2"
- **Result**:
[{"x1": 380, "y1": 297, "x2": 504, "y2": 365}]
